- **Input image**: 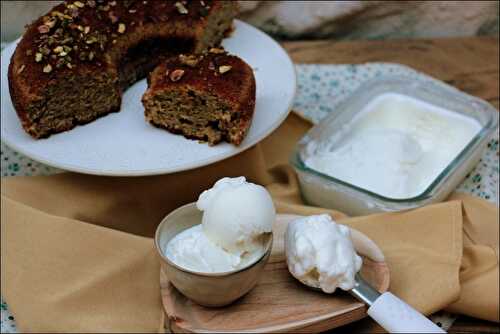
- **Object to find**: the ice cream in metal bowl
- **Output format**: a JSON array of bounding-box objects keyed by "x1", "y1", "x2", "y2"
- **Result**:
[
  {"x1": 155, "y1": 203, "x2": 273, "y2": 307},
  {"x1": 154, "y1": 177, "x2": 275, "y2": 307}
]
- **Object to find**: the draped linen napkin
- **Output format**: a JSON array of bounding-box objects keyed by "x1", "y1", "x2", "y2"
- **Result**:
[{"x1": 1, "y1": 114, "x2": 498, "y2": 333}]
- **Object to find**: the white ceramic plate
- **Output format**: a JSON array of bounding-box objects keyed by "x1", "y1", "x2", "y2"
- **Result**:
[{"x1": 0, "y1": 20, "x2": 296, "y2": 176}]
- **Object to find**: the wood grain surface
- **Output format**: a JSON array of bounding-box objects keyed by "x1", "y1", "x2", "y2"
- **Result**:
[{"x1": 281, "y1": 36, "x2": 499, "y2": 334}]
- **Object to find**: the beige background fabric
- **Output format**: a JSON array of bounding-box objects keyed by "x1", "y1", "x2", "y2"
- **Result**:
[{"x1": 1, "y1": 114, "x2": 498, "y2": 332}]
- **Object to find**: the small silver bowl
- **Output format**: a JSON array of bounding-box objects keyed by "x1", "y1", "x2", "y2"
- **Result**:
[{"x1": 154, "y1": 202, "x2": 273, "y2": 307}]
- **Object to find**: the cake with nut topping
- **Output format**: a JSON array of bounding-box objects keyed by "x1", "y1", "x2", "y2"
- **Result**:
[
  {"x1": 142, "y1": 48, "x2": 255, "y2": 146},
  {"x1": 8, "y1": 0, "x2": 236, "y2": 139}
]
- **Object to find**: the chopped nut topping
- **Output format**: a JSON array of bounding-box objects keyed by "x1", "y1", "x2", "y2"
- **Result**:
[
  {"x1": 209, "y1": 47, "x2": 225, "y2": 54},
  {"x1": 51, "y1": 11, "x2": 72, "y2": 20},
  {"x1": 17, "y1": 65, "x2": 26, "y2": 74},
  {"x1": 175, "y1": 1, "x2": 188, "y2": 14},
  {"x1": 29, "y1": 0, "x2": 206, "y2": 74},
  {"x1": 53, "y1": 46, "x2": 64, "y2": 53},
  {"x1": 218, "y1": 65, "x2": 232, "y2": 74},
  {"x1": 86, "y1": 37, "x2": 97, "y2": 44},
  {"x1": 169, "y1": 69, "x2": 185, "y2": 81},
  {"x1": 43, "y1": 64, "x2": 53, "y2": 73},
  {"x1": 118, "y1": 23, "x2": 126, "y2": 34},
  {"x1": 179, "y1": 54, "x2": 200, "y2": 67}
]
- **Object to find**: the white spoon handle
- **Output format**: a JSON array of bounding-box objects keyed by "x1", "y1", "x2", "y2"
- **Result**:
[{"x1": 367, "y1": 292, "x2": 446, "y2": 333}]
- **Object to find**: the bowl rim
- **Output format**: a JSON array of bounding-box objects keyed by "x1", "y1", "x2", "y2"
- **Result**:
[{"x1": 154, "y1": 202, "x2": 274, "y2": 277}]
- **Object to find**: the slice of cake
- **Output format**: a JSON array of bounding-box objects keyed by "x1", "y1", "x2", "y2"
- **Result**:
[{"x1": 142, "y1": 48, "x2": 256, "y2": 146}]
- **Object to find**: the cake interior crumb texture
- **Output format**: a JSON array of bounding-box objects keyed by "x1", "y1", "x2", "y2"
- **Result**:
[{"x1": 144, "y1": 86, "x2": 250, "y2": 146}]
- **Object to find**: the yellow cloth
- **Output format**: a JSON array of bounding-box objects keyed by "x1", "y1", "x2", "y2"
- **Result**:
[{"x1": 1, "y1": 114, "x2": 498, "y2": 332}]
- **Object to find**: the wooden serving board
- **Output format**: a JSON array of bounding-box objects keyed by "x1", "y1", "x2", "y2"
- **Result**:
[{"x1": 160, "y1": 214, "x2": 390, "y2": 333}]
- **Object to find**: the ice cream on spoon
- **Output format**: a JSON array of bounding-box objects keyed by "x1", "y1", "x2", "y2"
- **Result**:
[
  {"x1": 285, "y1": 214, "x2": 362, "y2": 293},
  {"x1": 285, "y1": 214, "x2": 444, "y2": 333}
]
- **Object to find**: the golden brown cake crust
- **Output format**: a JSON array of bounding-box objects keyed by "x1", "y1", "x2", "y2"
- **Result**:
[
  {"x1": 9, "y1": 0, "x2": 236, "y2": 139},
  {"x1": 142, "y1": 49, "x2": 256, "y2": 145}
]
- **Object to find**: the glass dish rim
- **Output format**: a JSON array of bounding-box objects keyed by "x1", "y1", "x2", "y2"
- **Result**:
[{"x1": 291, "y1": 75, "x2": 499, "y2": 204}]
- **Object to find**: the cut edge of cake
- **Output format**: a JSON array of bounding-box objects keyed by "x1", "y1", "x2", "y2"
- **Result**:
[{"x1": 142, "y1": 49, "x2": 256, "y2": 146}]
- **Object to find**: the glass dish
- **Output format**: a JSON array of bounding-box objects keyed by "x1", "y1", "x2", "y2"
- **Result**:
[{"x1": 291, "y1": 76, "x2": 498, "y2": 216}]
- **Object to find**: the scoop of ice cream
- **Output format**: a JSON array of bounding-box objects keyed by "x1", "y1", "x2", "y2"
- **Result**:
[
  {"x1": 285, "y1": 214, "x2": 362, "y2": 293},
  {"x1": 197, "y1": 177, "x2": 275, "y2": 255},
  {"x1": 165, "y1": 225, "x2": 241, "y2": 273}
]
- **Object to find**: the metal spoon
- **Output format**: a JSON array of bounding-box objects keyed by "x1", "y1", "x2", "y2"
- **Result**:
[{"x1": 311, "y1": 273, "x2": 445, "y2": 333}]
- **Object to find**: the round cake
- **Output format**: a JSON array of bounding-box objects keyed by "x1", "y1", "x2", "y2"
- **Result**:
[
  {"x1": 8, "y1": 0, "x2": 236, "y2": 139},
  {"x1": 142, "y1": 48, "x2": 255, "y2": 146}
]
